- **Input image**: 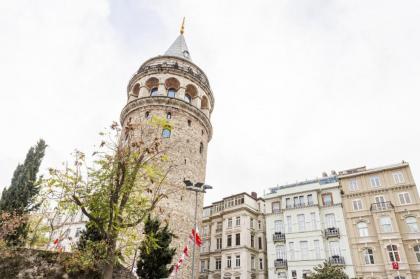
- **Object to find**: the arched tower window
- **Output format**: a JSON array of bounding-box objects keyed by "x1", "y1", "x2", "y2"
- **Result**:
[
  {"x1": 162, "y1": 128, "x2": 171, "y2": 138},
  {"x1": 185, "y1": 84, "x2": 197, "y2": 104},
  {"x1": 199, "y1": 142, "x2": 204, "y2": 154},
  {"x1": 167, "y1": 88, "x2": 176, "y2": 98},
  {"x1": 132, "y1": 83, "x2": 140, "y2": 97},
  {"x1": 166, "y1": 112, "x2": 172, "y2": 120},
  {"x1": 150, "y1": 87, "x2": 158, "y2": 96},
  {"x1": 201, "y1": 95, "x2": 209, "y2": 109},
  {"x1": 145, "y1": 77, "x2": 159, "y2": 96},
  {"x1": 145, "y1": 111, "x2": 150, "y2": 119}
]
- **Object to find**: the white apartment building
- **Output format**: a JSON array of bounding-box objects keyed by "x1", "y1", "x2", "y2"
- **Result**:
[
  {"x1": 200, "y1": 192, "x2": 267, "y2": 279},
  {"x1": 264, "y1": 176, "x2": 355, "y2": 279}
]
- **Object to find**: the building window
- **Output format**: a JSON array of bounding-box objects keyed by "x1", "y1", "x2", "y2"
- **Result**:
[
  {"x1": 393, "y1": 172, "x2": 405, "y2": 184},
  {"x1": 292, "y1": 270, "x2": 297, "y2": 279},
  {"x1": 227, "y1": 234, "x2": 232, "y2": 247},
  {"x1": 293, "y1": 197, "x2": 299, "y2": 207},
  {"x1": 258, "y1": 220, "x2": 262, "y2": 230},
  {"x1": 166, "y1": 112, "x2": 171, "y2": 119},
  {"x1": 200, "y1": 260, "x2": 205, "y2": 272},
  {"x1": 276, "y1": 245, "x2": 286, "y2": 260},
  {"x1": 380, "y1": 216, "x2": 393, "y2": 233},
  {"x1": 236, "y1": 216, "x2": 240, "y2": 226},
  {"x1": 150, "y1": 87, "x2": 158, "y2": 96},
  {"x1": 259, "y1": 258, "x2": 263, "y2": 270},
  {"x1": 399, "y1": 192, "x2": 411, "y2": 205},
  {"x1": 349, "y1": 179, "x2": 358, "y2": 191},
  {"x1": 329, "y1": 241, "x2": 340, "y2": 256},
  {"x1": 235, "y1": 255, "x2": 240, "y2": 267},
  {"x1": 286, "y1": 216, "x2": 292, "y2": 233},
  {"x1": 215, "y1": 258, "x2": 221, "y2": 270},
  {"x1": 187, "y1": 119, "x2": 191, "y2": 126},
  {"x1": 274, "y1": 220, "x2": 282, "y2": 233},
  {"x1": 162, "y1": 128, "x2": 171, "y2": 138},
  {"x1": 387, "y1": 244, "x2": 400, "y2": 262},
  {"x1": 235, "y1": 233, "x2": 240, "y2": 246},
  {"x1": 167, "y1": 88, "x2": 176, "y2": 98},
  {"x1": 258, "y1": 237, "x2": 262, "y2": 250},
  {"x1": 216, "y1": 237, "x2": 222, "y2": 250},
  {"x1": 405, "y1": 216, "x2": 419, "y2": 232},
  {"x1": 250, "y1": 218, "x2": 254, "y2": 229},
  {"x1": 285, "y1": 198, "x2": 291, "y2": 208},
  {"x1": 307, "y1": 194, "x2": 314, "y2": 205},
  {"x1": 199, "y1": 142, "x2": 203, "y2": 154},
  {"x1": 357, "y1": 222, "x2": 369, "y2": 237},
  {"x1": 297, "y1": 214, "x2": 305, "y2": 232},
  {"x1": 227, "y1": 256, "x2": 232, "y2": 268},
  {"x1": 272, "y1": 202, "x2": 280, "y2": 213},
  {"x1": 314, "y1": 240, "x2": 320, "y2": 259},
  {"x1": 251, "y1": 234, "x2": 254, "y2": 248},
  {"x1": 414, "y1": 245, "x2": 420, "y2": 262},
  {"x1": 145, "y1": 111, "x2": 150, "y2": 119},
  {"x1": 370, "y1": 175, "x2": 381, "y2": 187},
  {"x1": 363, "y1": 248, "x2": 375, "y2": 264},
  {"x1": 251, "y1": 255, "x2": 255, "y2": 269},
  {"x1": 322, "y1": 193, "x2": 333, "y2": 206},
  {"x1": 289, "y1": 242, "x2": 295, "y2": 260},
  {"x1": 311, "y1": 212, "x2": 316, "y2": 230},
  {"x1": 227, "y1": 218, "x2": 232, "y2": 228},
  {"x1": 300, "y1": 241, "x2": 309, "y2": 260},
  {"x1": 352, "y1": 199, "x2": 363, "y2": 211},
  {"x1": 75, "y1": 228, "x2": 81, "y2": 237},
  {"x1": 325, "y1": 213, "x2": 336, "y2": 228},
  {"x1": 185, "y1": 93, "x2": 192, "y2": 103}
]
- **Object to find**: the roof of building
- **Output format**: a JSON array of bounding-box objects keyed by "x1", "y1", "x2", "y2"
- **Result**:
[{"x1": 164, "y1": 34, "x2": 192, "y2": 61}]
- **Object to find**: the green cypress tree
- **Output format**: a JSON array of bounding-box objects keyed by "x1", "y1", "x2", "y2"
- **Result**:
[
  {"x1": 136, "y1": 215, "x2": 176, "y2": 279},
  {"x1": 0, "y1": 139, "x2": 47, "y2": 246}
]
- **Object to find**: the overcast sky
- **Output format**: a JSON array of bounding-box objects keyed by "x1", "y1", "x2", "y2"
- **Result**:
[{"x1": 1, "y1": 0, "x2": 420, "y2": 206}]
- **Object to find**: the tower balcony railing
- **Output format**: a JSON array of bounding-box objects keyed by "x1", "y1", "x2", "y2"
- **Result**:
[
  {"x1": 328, "y1": 256, "x2": 345, "y2": 265},
  {"x1": 324, "y1": 227, "x2": 340, "y2": 238},
  {"x1": 274, "y1": 259, "x2": 288, "y2": 269},
  {"x1": 370, "y1": 201, "x2": 394, "y2": 212},
  {"x1": 273, "y1": 232, "x2": 286, "y2": 242}
]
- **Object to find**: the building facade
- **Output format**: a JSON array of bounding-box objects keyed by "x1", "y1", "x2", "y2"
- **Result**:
[
  {"x1": 339, "y1": 162, "x2": 420, "y2": 279},
  {"x1": 120, "y1": 29, "x2": 214, "y2": 277},
  {"x1": 264, "y1": 176, "x2": 355, "y2": 279},
  {"x1": 200, "y1": 193, "x2": 267, "y2": 279}
]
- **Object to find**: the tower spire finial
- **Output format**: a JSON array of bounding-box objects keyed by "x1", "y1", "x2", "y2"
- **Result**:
[{"x1": 180, "y1": 17, "x2": 185, "y2": 35}]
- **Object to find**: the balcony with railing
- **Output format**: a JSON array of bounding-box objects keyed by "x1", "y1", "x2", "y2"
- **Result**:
[
  {"x1": 370, "y1": 201, "x2": 394, "y2": 212},
  {"x1": 329, "y1": 256, "x2": 345, "y2": 265},
  {"x1": 324, "y1": 227, "x2": 340, "y2": 238},
  {"x1": 273, "y1": 232, "x2": 286, "y2": 242},
  {"x1": 285, "y1": 202, "x2": 315, "y2": 209},
  {"x1": 274, "y1": 259, "x2": 288, "y2": 269}
]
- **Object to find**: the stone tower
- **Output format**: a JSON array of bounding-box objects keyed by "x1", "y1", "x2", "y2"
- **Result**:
[{"x1": 120, "y1": 27, "x2": 214, "y2": 277}]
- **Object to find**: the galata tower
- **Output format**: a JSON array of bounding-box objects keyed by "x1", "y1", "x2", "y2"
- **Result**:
[{"x1": 120, "y1": 23, "x2": 214, "y2": 277}]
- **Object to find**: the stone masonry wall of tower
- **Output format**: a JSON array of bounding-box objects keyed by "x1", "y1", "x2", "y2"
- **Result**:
[{"x1": 120, "y1": 35, "x2": 214, "y2": 278}]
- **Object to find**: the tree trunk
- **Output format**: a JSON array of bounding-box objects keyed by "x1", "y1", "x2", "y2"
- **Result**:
[{"x1": 103, "y1": 235, "x2": 117, "y2": 279}]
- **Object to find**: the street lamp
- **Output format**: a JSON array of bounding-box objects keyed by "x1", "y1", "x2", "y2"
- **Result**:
[{"x1": 183, "y1": 179, "x2": 212, "y2": 279}]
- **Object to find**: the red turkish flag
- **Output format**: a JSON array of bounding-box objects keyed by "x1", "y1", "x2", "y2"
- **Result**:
[
  {"x1": 190, "y1": 228, "x2": 202, "y2": 247},
  {"x1": 392, "y1": 261, "x2": 399, "y2": 270}
]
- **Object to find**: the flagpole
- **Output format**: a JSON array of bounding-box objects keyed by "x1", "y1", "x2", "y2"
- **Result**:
[{"x1": 191, "y1": 190, "x2": 198, "y2": 279}]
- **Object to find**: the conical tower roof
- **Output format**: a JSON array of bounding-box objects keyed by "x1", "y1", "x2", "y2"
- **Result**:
[{"x1": 164, "y1": 34, "x2": 192, "y2": 61}]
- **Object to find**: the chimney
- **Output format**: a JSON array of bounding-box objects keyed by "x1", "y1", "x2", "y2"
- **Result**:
[{"x1": 251, "y1": 192, "x2": 258, "y2": 199}]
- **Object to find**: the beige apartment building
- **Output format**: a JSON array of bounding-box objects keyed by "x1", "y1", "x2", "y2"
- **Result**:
[
  {"x1": 200, "y1": 193, "x2": 267, "y2": 279},
  {"x1": 339, "y1": 162, "x2": 420, "y2": 279}
]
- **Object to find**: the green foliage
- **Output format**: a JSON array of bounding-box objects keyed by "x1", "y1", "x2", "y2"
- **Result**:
[
  {"x1": 45, "y1": 120, "x2": 174, "y2": 277},
  {"x1": 136, "y1": 215, "x2": 176, "y2": 279},
  {"x1": 0, "y1": 139, "x2": 47, "y2": 246},
  {"x1": 307, "y1": 261, "x2": 349, "y2": 279}
]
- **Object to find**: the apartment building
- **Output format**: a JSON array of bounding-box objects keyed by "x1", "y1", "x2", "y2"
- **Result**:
[
  {"x1": 264, "y1": 176, "x2": 355, "y2": 279},
  {"x1": 339, "y1": 162, "x2": 420, "y2": 279},
  {"x1": 200, "y1": 192, "x2": 267, "y2": 279}
]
